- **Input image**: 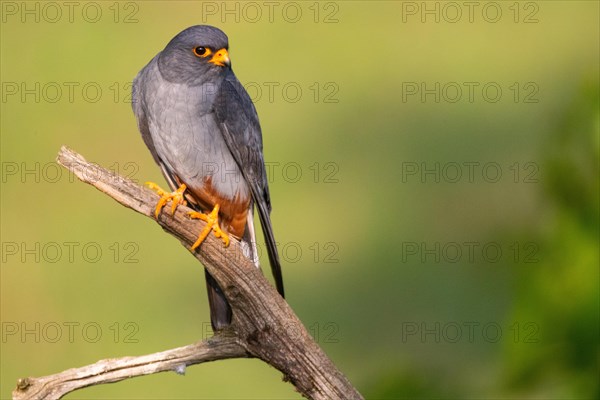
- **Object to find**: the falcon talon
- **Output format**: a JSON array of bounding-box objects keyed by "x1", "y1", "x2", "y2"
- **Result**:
[
  {"x1": 145, "y1": 182, "x2": 187, "y2": 218},
  {"x1": 187, "y1": 205, "x2": 230, "y2": 250},
  {"x1": 144, "y1": 181, "x2": 167, "y2": 196}
]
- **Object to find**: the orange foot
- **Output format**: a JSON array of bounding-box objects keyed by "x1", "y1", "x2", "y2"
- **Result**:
[
  {"x1": 145, "y1": 182, "x2": 187, "y2": 218},
  {"x1": 187, "y1": 204, "x2": 230, "y2": 250}
]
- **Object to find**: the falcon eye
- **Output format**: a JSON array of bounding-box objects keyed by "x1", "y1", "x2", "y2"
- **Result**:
[{"x1": 193, "y1": 46, "x2": 210, "y2": 57}]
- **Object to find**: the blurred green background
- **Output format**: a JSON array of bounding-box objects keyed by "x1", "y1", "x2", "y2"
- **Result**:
[{"x1": 1, "y1": 1, "x2": 598, "y2": 399}]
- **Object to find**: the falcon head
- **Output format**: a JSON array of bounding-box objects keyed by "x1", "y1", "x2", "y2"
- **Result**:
[{"x1": 157, "y1": 25, "x2": 231, "y2": 85}]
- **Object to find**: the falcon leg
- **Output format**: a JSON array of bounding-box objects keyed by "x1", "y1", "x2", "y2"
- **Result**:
[
  {"x1": 188, "y1": 204, "x2": 230, "y2": 250},
  {"x1": 145, "y1": 182, "x2": 187, "y2": 218}
]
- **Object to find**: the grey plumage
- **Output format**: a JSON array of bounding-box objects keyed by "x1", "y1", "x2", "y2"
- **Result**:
[{"x1": 132, "y1": 25, "x2": 284, "y2": 330}]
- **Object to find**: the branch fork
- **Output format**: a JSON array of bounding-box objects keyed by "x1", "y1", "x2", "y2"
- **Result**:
[{"x1": 12, "y1": 146, "x2": 363, "y2": 400}]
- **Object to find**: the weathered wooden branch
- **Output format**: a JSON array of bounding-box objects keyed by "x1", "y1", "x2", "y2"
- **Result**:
[
  {"x1": 12, "y1": 146, "x2": 363, "y2": 400},
  {"x1": 12, "y1": 334, "x2": 246, "y2": 400}
]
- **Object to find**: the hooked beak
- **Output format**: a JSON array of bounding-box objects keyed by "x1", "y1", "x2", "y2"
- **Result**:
[{"x1": 209, "y1": 48, "x2": 230, "y2": 67}]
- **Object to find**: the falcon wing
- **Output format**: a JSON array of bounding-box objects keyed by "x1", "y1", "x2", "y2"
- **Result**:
[{"x1": 213, "y1": 70, "x2": 285, "y2": 298}]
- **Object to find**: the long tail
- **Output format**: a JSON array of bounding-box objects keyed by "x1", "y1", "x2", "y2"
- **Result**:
[{"x1": 204, "y1": 269, "x2": 231, "y2": 331}]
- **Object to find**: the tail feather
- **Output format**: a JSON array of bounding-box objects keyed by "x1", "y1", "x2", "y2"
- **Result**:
[
  {"x1": 254, "y1": 198, "x2": 285, "y2": 298},
  {"x1": 242, "y1": 206, "x2": 260, "y2": 268},
  {"x1": 204, "y1": 268, "x2": 231, "y2": 331}
]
